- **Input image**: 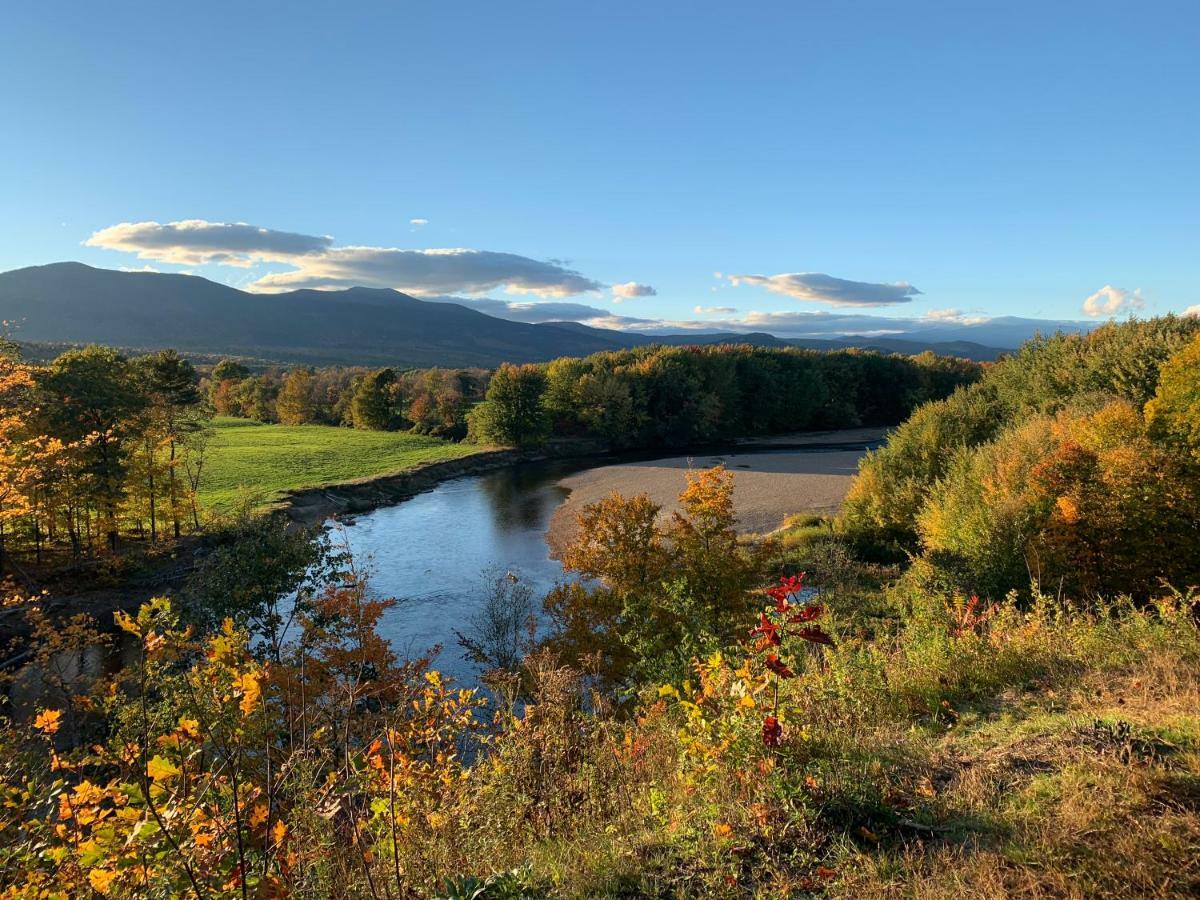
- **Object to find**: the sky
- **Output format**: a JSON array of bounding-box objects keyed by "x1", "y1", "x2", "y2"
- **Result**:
[{"x1": 2, "y1": 1, "x2": 1198, "y2": 337}]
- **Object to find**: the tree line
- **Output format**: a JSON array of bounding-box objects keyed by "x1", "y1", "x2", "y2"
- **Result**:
[
  {"x1": 468, "y1": 344, "x2": 983, "y2": 448},
  {"x1": 204, "y1": 345, "x2": 982, "y2": 451},
  {"x1": 0, "y1": 340, "x2": 210, "y2": 570},
  {"x1": 207, "y1": 360, "x2": 490, "y2": 438}
]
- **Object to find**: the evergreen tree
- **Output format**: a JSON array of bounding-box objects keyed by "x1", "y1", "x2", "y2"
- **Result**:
[
  {"x1": 138, "y1": 350, "x2": 206, "y2": 538},
  {"x1": 39, "y1": 346, "x2": 148, "y2": 552},
  {"x1": 350, "y1": 368, "x2": 397, "y2": 430}
]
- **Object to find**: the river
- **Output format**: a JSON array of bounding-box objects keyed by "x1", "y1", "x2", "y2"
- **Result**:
[
  {"x1": 339, "y1": 436, "x2": 877, "y2": 684},
  {"x1": 6, "y1": 435, "x2": 877, "y2": 712},
  {"x1": 336, "y1": 458, "x2": 587, "y2": 683}
]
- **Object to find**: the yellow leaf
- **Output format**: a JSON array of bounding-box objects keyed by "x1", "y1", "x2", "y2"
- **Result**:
[
  {"x1": 272, "y1": 819, "x2": 288, "y2": 845},
  {"x1": 249, "y1": 802, "x2": 268, "y2": 828},
  {"x1": 88, "y1": 868, "x2": 119, "y2": 895},
  {"x1": 237, "y1": 671, "x2": 262, "y2": 715},
  {"x1": 114, "y1": 611, "x2": 139, "y2": 636},
  {"x1": 146, "y1": 755, "x2": 180, "y2": 782},
  {"x1": 713, "y1": 822, "x2": 732, "y2": 839}
]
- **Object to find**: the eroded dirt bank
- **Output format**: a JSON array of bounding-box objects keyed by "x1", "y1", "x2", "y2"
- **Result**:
[{"x1": 278, "y1": 441, "x2": 609, "y2": 527}]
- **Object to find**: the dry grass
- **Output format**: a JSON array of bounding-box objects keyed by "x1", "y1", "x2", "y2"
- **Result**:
[{"x1": 835, "y1": 655, "x2": 1200, "y2": 899}]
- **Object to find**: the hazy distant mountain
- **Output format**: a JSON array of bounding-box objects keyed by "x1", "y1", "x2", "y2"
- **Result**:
[
  {"x1": 540, "y1": 322, "x2": 1018, "y2": 361},
  {"x1": 0, "y1": 262, "x2": 1083, "y2": 367},
  {"x1": 0, "y1": 262, "x2": 628, "y2": 368}
]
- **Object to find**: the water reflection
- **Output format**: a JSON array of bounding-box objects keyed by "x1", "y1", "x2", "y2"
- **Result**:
[{"x1": 340, "y1": 459, "x2": 589, "y2": 684}]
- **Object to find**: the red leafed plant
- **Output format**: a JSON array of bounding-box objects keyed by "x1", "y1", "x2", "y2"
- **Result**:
[
  {"x1": 752, "y1": 573, "x2": 833, "y2": 747},
  {"x1": 762, "y1": 715, "x2": 783, "y2": 748},
  {"x1": 952, "y1": 593, "x2": 998, "y2": 638}
]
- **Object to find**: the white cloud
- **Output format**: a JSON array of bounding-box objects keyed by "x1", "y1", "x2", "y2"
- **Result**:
[
  {"x1": 86, "y1": 220, "x2": 332, "y2": 267},
  {"x1": 118, "y1": 265, "x2": 161, "y2": 274},
  {"x1": 1182, "y1": 305, "x2": 1200, "y2": 318},
  {"x1": 410, "y1": 218, "x2": 428, "y2": 227},
  {"x1": 424, "y1": 295, "x2": 622, "y2": 324},
  {"x1": 1081, "y1": 284, "x2": 1144, "y2": 317},
  {"x1": 86, "y1": 218, "x2": 603, "y2": 297},
  {"x1": 423, "y1": 297, "x2": 1084, "y2": 349},
  {"x1": 923, "y1": 307, "x2": 993, "y2": 326},
  {"x1": 250, "y1": 247, "x2": 602, "y2": 296},
  {"x1": 611, "y1": 281, "x2": 657, "y2": 301},
  {"x1": 727, "y1": 272, "x2": 922, "y2": 307}
]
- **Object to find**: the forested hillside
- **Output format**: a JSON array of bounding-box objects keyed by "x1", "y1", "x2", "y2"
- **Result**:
[{"x1": 839, "y1": 315, "x2": 1200, "y2": 599}]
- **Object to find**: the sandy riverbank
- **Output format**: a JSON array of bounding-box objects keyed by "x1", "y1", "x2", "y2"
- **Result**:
[{"x1": 546, "y1": 428, "x2": 883, "y2": 553}]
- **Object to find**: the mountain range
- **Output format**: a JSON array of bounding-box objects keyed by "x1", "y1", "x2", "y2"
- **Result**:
[{"x1": 0, "y1": 262, "x2": 1089, "y2": 367}]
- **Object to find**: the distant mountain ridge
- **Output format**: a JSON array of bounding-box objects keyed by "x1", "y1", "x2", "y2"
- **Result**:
[{"x1": 0, "y1": 262, "x2": 1082, "y2": 366}]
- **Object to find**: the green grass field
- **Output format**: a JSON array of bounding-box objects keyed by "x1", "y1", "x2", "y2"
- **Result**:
[{"x1": 198, "y1": 417, "x2": 482, "y2": 512}]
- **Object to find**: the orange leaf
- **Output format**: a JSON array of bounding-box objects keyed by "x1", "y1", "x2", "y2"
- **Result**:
[{"x1": 34, "y1": 708, "x2": 63, "y2": 735}]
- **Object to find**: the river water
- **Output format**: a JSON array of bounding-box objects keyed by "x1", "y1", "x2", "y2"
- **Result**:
[
  {"x1": 338, "y1": 439, "x2": 875, "y2": 684},
  {"x1": 337, "y1": 458, "x2": 590, "y2": 683}
]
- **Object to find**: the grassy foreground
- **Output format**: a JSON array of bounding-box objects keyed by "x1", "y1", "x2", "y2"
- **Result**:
[{"x1": 199, "y1": 417, "x2": 482, "y2": 511}]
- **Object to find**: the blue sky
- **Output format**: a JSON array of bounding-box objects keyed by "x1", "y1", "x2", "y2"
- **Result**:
[{"x1": 2, "y1": 1, "x2": 1197, "y2": 335}]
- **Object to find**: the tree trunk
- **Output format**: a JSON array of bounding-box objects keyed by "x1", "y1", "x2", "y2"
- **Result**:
[
  {"x1": 169, "y1": 438, "x2": 181, "y2": 540},
  {"x1": 148, "y1": 452, "x2": 157, "y2": 543}
]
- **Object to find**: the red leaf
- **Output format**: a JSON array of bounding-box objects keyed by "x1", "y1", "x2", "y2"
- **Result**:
[
  {"x1": 750, "y1": 613, "x2": 782, "y2": 647},
  {"x1": 762, "y1": 715, "x2": 783, "y2": 747},
  {"x1": 788, "y1": 604, "x2": 823, "y2": 624},
  {"x1": 765, "y1": 585, "x2": 790, "y2": 610},
  {"x1": 764, "y1": 655, "x2": 795, "y2": 678},
  {"x1": 780, "y1": 573, "x2": 805, "y2": 594},
  {"x1": 796, "y1": 627, "x2": 834, "y2": 646}
]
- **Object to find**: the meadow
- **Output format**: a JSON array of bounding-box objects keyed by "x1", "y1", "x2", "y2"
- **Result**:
[{"x1": 198, "y1": 416, "x2": 482, "y2": 511}]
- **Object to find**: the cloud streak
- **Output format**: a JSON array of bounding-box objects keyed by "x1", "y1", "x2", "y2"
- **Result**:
[
  {"x1": 86, "y1": 220, "x2": 332, "y2": 267},
  {"x1": 249, "y1": 247, "x2": 603, "y2": 296},
  {"x1": 426, "y1": 298, "x2": 1004, "y2": 341},
  {"x1": 727, "y1": 272, "x2": 922, "y2": 307},
  {"x1": 423, "y1": 295, "x2": 627, "y2": 324},
  {"x1": 923, "y1": 307, "x2": 992, "y2": 326},
  {"x1": 86, "y1": 219, "x2": 604, "y2": 297},
  {"x1": 611, "y1": 281, "x2": 657, "y2": 301}
]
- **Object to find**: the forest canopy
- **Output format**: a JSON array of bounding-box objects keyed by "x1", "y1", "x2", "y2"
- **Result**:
[{"x1": 839, "y1": 316, "x2": 1200, "y2": 599}]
